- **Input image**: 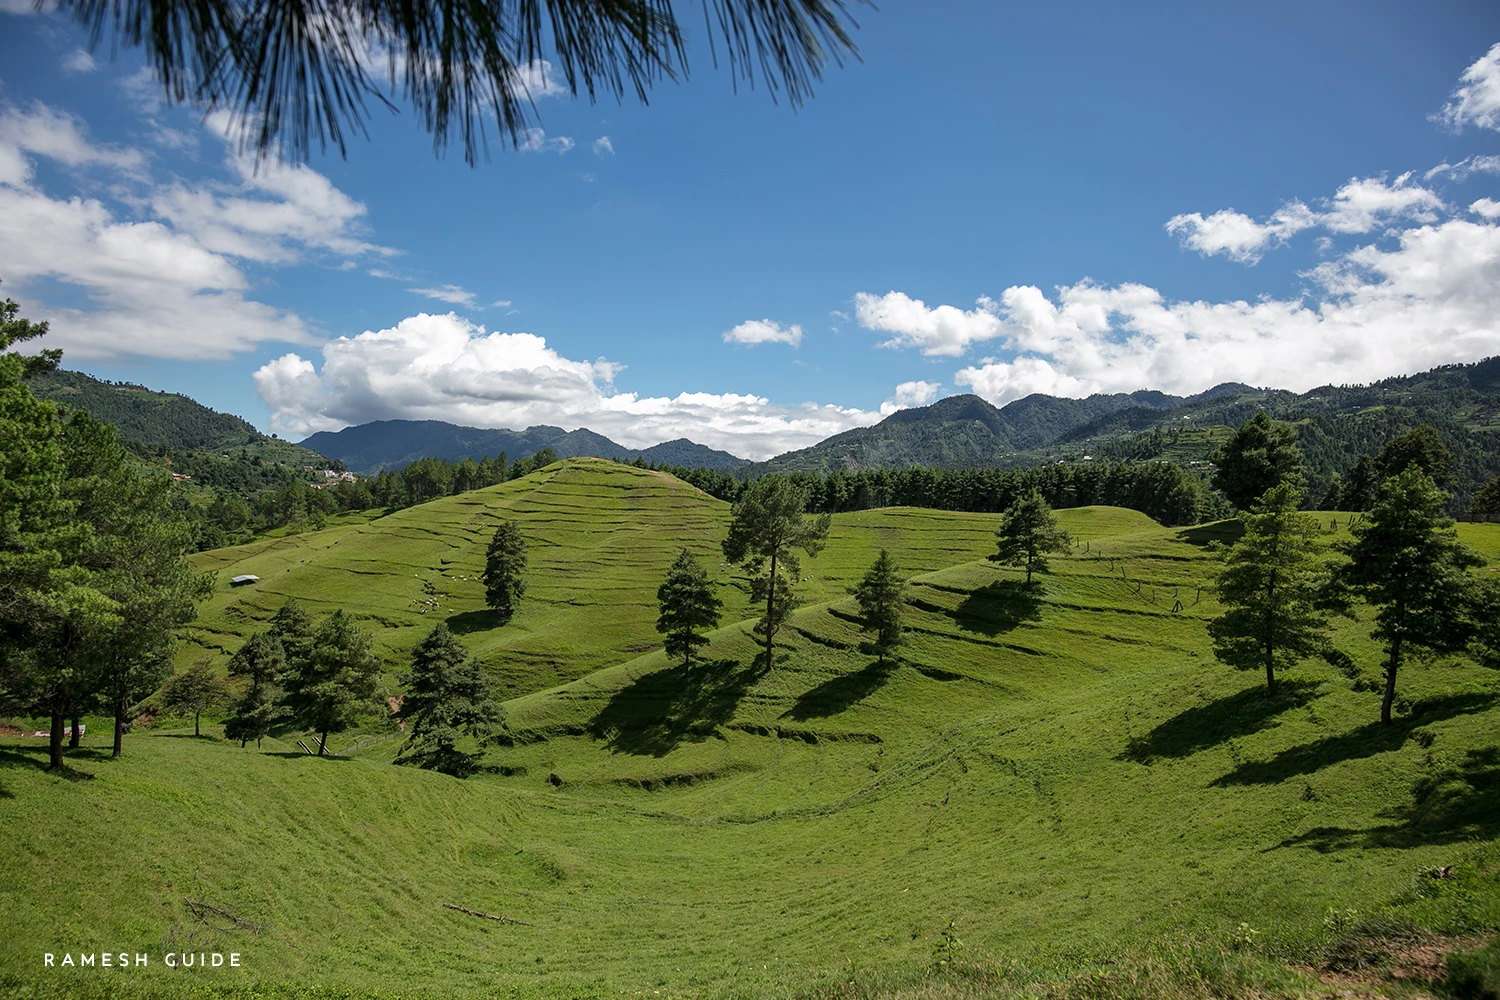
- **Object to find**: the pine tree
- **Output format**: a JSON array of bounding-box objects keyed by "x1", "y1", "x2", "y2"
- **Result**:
[
  {"x1": 280, "y1": 609, "x2": 382, "y2": 754},
  {"x1": 223, "y1": 632, "x2": 288, "y2": 747},
  {"x1": 1472, "y1": 476, "x2": 1500, "y2": 515},
  {"x1": 993, "y1": 490, "x2": 1070, "y2": 587},
  {"x1": 267, "y1": 597, "x2": 315, "y2": 671},
  {"x1": 854, "y1": 550, "x2": 906, "y2": 667},
  {"x1": 395, "y1": 624, "x2": 503, "y2": 777},
  {"x1": 655, "y1": 549, "x2": 723, "y2": 672},
  {"x1": 1211, "y1": 412, "x2": 1304, "y2": 510},
  {"x1": 483, "y1": 521, "x2": 528, "y2": 622},
  {"x1": 722, "y1": 475, "x2": 830, "y2": 671},
  {"x1": 1335, "y1": 468, "x2": 1484, "y2": 725},
  {"x1": 1377, "y1": 424, "x2": 1454, "y2": 486},
  {"x1": 1206, "y1": 482, "x2": 1330, "y2": 695},
  {"x1": 159, "y1": 661, "x2": 231, "y2": 736}
]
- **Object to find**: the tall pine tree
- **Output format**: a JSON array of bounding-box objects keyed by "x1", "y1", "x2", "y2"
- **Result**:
[
  {"x1": 1211, "y1": 412, "x2": 1303, "y2": 510},
  {"x1": 483, "y1": 521, "x2": 528, "y2": 622},
  {"x1": 224, "y1": 632, "x2": 288, "y2": 747},
  {"x1": 395, "y1": 624, "x2": 503, "y2": 776},
  {"x1": 655, "y1": 549, "x2": 723, "y2": 673},
  {"x1": 280, "y1": 609, "x2": 382, "y2": 754},
  {"x1": 853, "y1": 550, "x2": 906, "y2": 667},
  {"x1": 993, "y1": 490, "x2": 1070, "y2": 587}
]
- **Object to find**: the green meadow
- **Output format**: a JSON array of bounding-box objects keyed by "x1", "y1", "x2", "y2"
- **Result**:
[{"x1": 2, "y1": 459, "x2": 1497, "y2": 999}]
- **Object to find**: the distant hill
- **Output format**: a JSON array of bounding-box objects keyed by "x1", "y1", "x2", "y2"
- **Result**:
[
  {"x1": 28, "y1": 368, "x2": 329, "y2": 468},
  {"x1": 301, "y1": 419, "x2": 745, "y2": 473}
]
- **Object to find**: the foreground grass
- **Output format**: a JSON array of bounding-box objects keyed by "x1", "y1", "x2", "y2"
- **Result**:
[{"x1": 3, "y1": 461, "x2": 1497, "y2": 998}]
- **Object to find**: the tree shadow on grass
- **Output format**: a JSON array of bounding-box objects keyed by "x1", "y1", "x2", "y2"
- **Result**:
[
  {"x1": 784, "y1": 659, "x2": 897, "y2": 721},
  {"x1": 0, "y1": 745, "x2": 98, "y2": 781},
  {"x1": 590, "y1": 659, "x2": 756, "y2": 757},
  {"x1": 1211, "y1": 692, "x2": 1497, "y2": 787},
  {"x1": 1177, "y1": 521, "x2": 1245, "y2": 546},
  {"x1": 445, "y1": 608, "x2": 509, "y2": 635},
  {"x1": 948, "y1": 581, "x2": 1044, "y2": 637},
  {"x1": 1119, "y1": 680, "x2": 1321, "y2": 764},
  {"x1": 1275, "y1": 747, "x2": 1500, "y2": 852}
]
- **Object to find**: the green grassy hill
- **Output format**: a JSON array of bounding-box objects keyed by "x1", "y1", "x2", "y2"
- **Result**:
[{"x1": 2, "y1": 459, "x2": 1497, "y2": 1000}]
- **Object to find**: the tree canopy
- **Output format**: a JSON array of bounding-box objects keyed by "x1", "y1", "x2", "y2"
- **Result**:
[
  {"x1": 655, "y1": 548, "x2": 722, "y2": 672},
  {"x1": 722, "y1": 474, "x2": 829, "y2": 671},
  {"x1": 395, "y1": 623, "x2": 503, "y2": 776},
  {"x1": 483, "y1": 521, "x2": 528, "y2": 622},
  {"x1": 59, "y1": 0, "x2": 868, "y2": 163},
  {"x1": 993, "y1": 490, "x2": 1069, "y2": 587},
  {"x1": 1335, "y1": 467, "x2": 1484, "y2": 724},
  {"x1": 853, "y1": 549, "x2": 905, "y2": 667},
  {"x1": 1211, "y1": 412, "x2": 1304, "y2": 510},
  {"x1": 1206, "y1": 481, "x2": 1329, "y2": 695}
]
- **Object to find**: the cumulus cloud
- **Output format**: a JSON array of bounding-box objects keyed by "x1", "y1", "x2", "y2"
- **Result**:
[
  {"x1": 0, "y1": 101, "x2": 395, "y2": 361},
  {"x1": 254, "y1": 313, "x2": 886, "y2": 459},
  {"x1": 1435, "y1": 42, "x2": 1500, "y2": 132},
  {"x1": 1470, "y1": 197, "x2": 1500, "y2": 219},
  {"x1": 925, "y1": 214, "x2": 1500, "y2": 407},
  {"x1": 879, "y1": 380, "x2": 943, "y2": 415},
  {"x1": 1165, "y1": 202, "x2": 1316, "y2": 264},
  {"x1": 593, "y1": 136, "x2": 614, "y2": 156},
  {"x1": 411, "y1": 284, "x2": 478, "y2": 307},
  {"x1": 1168, "y1": 174, "x2": 1445, "y2": 263},
  {"x1": 854, "y1": 291, "x2": 1004, "y2": 356},
  {"x1": 723, "y1": 318, "x2": 802, "y2": 347}
]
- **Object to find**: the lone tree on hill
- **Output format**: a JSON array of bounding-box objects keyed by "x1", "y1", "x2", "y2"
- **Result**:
[
  {"x1": 854, "y1": 549, "x2": 906, "y2": 667},
  {"x1": 1335, "y1": 468, "x2": 1484, "y2": 725},
  {"x1": 722, "y1": 475, "x2": 831, "y2": 671},
  {"x1": 395, "y1": 624, "x2": 503, "y2": 777},
  {"x1": 655, "y1": 549, "x2": 723, "y2": 673},
  {"x1": 483, "y1": 521, "x2": 528, "y2": 622},
  {"x1": 223, "y1": 632, "x2": 288, "y2": 748},
  {"x1": 1207, "y1": 481, "x2": 1330, "y2": 696},
  {"x1": 1211, "y1": 412, "x2": 1303, "y2": 510},
  {"x1": 993, "y1": 490, "x2": 1070, "y2": 588},
  {"x1": 280, "y1": 609, "x2": 383, "y2": 754},
  {"x1": 159, "y1": 661, "x2": 231, "y2": 737}
]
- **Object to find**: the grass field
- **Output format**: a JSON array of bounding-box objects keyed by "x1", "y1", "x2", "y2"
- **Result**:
[{"x1": 2, "y1": 459, "x2": 1497, "y2": 999}]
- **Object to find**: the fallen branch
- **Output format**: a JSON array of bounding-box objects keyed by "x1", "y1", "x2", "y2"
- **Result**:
[
  {"x1": 183, "y1": 897, "x2": 260, "y2": 930},
  {"x1": 442, "y1": 903, "x2": 533, "y2": 926}
]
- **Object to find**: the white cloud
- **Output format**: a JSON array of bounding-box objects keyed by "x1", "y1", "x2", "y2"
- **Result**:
[
  {"x1": 519, "y1": 129, "x2": 574, "y2": 154},
  {"x1": 510, "y1": 59, "x2": 569, "y2": 100},
  {"x1": 1165, "y1": 202, "x2": 1316, "y2": 264},
  {"x1": 925, "y1": 214, "x2": 1500, "y2": 407},
  {"x1": 491, "y1": 298, "x2": 513, "y2": 308},
  {"x1": 593, "y1": 136, "x2": 614, "y2": 156},
  {"x1": 255, "y1": 313, "x2": 883, "y2": 459},
  {"x1": 1168, "y1": 174, "x2": 1445, "y2": 263},
  {"x1": 854, "y1": 291, "x2": 1004, "y2": 357},
  {"x1": 61, "y1": 49, "x2": 98, "y2": 73},
  {"x1": 723, "y1": 318, "x2": 802, "y2": 347},
  {"x1": 1470, "y1": 197, "x2": 1500, "y2": 219},
  {"x1": 1435, "y1": 42, "x2": 1500, "y2": 132},
  {"x1": 879, "y1": 380, "x2": 942, "y2": 415},
  {"x1": 410, "y1": 284, "x2": 477, "y2": 307},
  {"x1": 1424, "y1": 154, "x2": 1500, "y2": 182},
  {"x1": 0, "y1": 101, "x2": 399, "y2": 361}
]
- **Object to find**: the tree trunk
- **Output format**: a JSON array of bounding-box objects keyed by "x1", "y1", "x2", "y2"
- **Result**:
[
  {"x1": 114, "y1": 695, "x2": 127, "y2": 758},
  {"x1": 194, "y1": 709, "x2": 201, "y2": 737},
  {"x1": 764, "y1": 548, "x2": 778, "y2": 672},
  {"x1": 1264, "y1": 639, "x2": 1277, "y2": 696},
  {"x1": 1381, "y1": 635, "x2": 1401, "y2": 726},
  {"x1": 69, "y1": 712, "x2": 81, "y2": 749},
  {"x1": 319, "y1": 727, "x2": 329, "y2": 756},
  {"x1": 49, "y1": 708, "x2": 65, "y2": 770}
]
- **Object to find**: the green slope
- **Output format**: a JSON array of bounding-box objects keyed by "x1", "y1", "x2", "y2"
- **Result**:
[{"x1": 2, "y1": 461, "x2": 1498, "y2": 1000}]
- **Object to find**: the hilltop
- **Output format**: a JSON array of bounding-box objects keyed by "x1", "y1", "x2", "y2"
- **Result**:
[{"x1": 3, "y1": 458, "x2": 1497, "y2": 1000}]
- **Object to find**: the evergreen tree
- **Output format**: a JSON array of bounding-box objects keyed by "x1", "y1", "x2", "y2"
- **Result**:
[
  {"x1": 853, "y1": 549, "x2": 906, "y2": 667},
  {"x1": 267, "y1": 597, "x2": 315, "y2": 671},
  {"x1": 1471, "y1": 475, "x2": 1500, "y2": 515},
  {"x1": 159, "y1": 661, "x2": 231, "y2": 736},
  {"x1": 655, "y1": 549, "x2": 723, "y2": 672},
  {"x1": 394, "y1": 624, "x2": 503, "y2": 776},
  {"x1": 993, "y1": 490, "x2": 1070, "y2": 587},
  {"x1": 1211, "y1": 412, "x2": 1304, "y2": 510},
  {"x1": 1335, "y1": 468, "x2": 1484, "y2": 724},
  {"x1": 223, "y1": 632, "x2": 288, "y2": 747},
  {"x1": 1338, "y1": 454, "x2": 1381, "y2": 512},
  {"x1": 722, "y1": 475, "x2": 830, "y2": 671},
  {"x1": 281, "y1": 609, "x2": 382, "y2": 754},
  {"x1": 1206, "y1": 482, "x2": 1330, "y2": 695},
  {"x1": 1377, "y1": 424, "x2": 1454, "y2": 486},
  {"x1": 483, "y1": 521, "x2": 528, "y2": 622}
]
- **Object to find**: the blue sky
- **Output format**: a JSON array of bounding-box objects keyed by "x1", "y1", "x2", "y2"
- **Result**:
[{"x1": 2, "y1": 0, "x2": 1499, "y2": 458}]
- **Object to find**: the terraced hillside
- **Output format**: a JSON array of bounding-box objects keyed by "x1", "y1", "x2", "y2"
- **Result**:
[{"x1": 2, "y1": 460, "x2": 1497, "y2": 1000}]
